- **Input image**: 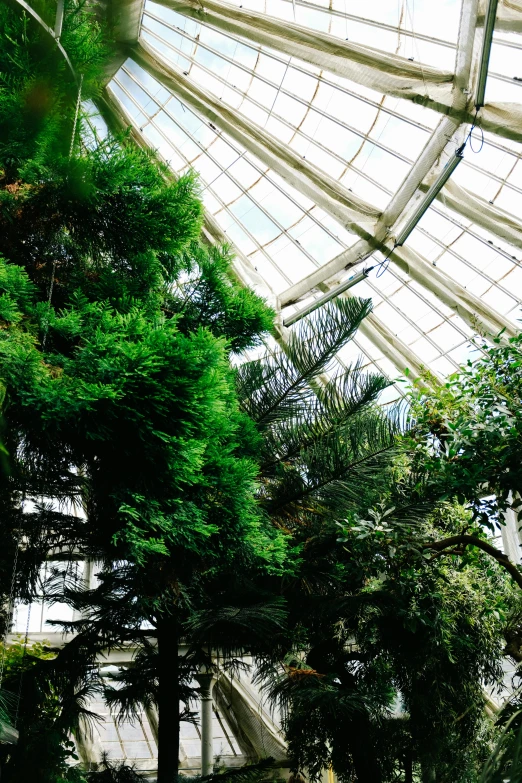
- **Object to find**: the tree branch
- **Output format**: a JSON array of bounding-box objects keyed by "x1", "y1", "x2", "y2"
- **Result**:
[{"x1": 423, "y1": 535, "x2": 522, "y2": 589}]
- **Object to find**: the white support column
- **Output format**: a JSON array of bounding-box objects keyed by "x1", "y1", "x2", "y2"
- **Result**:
[
  {"x1": 502, "y1": 493, "x2": 522, "y2": 564},
  {"x1": 196, "y1": 670, "x2": 216, "y2": 777}
]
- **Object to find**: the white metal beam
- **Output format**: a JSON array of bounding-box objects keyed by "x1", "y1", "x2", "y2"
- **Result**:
[
  {"x1": 279, "y1": 240, "x2": 373, "y2": 307},
  {"x1": 357, "y1": 311, "x2": 439, "y2": 385},
  {"x1": 132, "y1": 42, "x2": 518, "y2": 340},
  {"x1": 99, "y1": 86, "x2": 424, "y2": 379},
  {"x1": 128, "y1": 41, "x2": 517, "y2": 338},
  {"x1": 379, "y1": 0, "x2": 478, "y2": 244},
  {"x1": 278, "y1": 0, "x2": 519, "y2": 339},
  {"x1": 153, "y1": 0, "x2": 453, "y2": 108},
  {"x1": 132, "y1": 43, "x2": 513, "y2": 334},
  {"x1": 153, "y1": 0, "x2": 522, "y2": 142},
  {"x1": 132, "y1": 40, "x2": 381, "y2": 236}
]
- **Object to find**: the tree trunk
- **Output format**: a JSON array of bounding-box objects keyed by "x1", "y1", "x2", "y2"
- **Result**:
[
  {"x1": 157, "y1": 615, "x2": 180, "y2": 783},
  {"x1": 421, "y1": 762, "x2": 436, "y2": 782},
  {"x1": 404, "y1": 750, "x2": 413, "y2": 783},
  {"x1": 346, "y1": 714, "x2": 382, "y2": 783},
  {"x1": 307, "y1": 645, "x2": 382, "y2": 783}
]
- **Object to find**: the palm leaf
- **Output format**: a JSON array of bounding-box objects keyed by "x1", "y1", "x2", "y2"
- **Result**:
[{"x1": 237, "y1": 297, "x2": 373, "y2": 426}]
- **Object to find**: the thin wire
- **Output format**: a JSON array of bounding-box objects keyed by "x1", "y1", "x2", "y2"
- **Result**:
[
  {"x1": 42, "y1": 74, "x2": 84, "y2": 350},
  {"x1": 221, "y1": 39, "x2": 238, "y2": 102},
  {"x1": 468, "y1": 122, "x2": 484, "y2": 154},
  {"x1": 264, "y1": 57, "x2": 291, "y2": 128},
  {"x1": 0, "y1": 505, "x2": 24, "y2": 690},
  {"x1": 405, "y1": 0, "x2": 428, "y2": 97},
  {"x1": 69, "y1": 74, "x2": 84, "y2": 160},
  {"x1": 14, "y1": 604, "x2": 32, "y2": 728},
  {"x1": 462, "y1": 108, "x2": 484, "y2": 154},
  {"x1": 375, "y1": 244, "x2": 397, "y2": 278},
  {"x1": 374, "y1": 108, "x2": 485, "y2": 283},
  {"x1": 41, "y1": 259, "x2": 57, "y2": 351}
]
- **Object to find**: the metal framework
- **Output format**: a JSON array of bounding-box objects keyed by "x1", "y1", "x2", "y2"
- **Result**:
[
  {"x1": 97, "y1": 0, "x2": 522, "y2": 380},
  {"x1": 7, "y1": 2, "x2": 522, "y2": 771}
]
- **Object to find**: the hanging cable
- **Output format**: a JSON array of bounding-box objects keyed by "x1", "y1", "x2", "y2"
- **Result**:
[
  {"x1": 465, "y1": 109, "x2": 484, "y2": 155},
  {"x1": 14, "y1": 604, "x2": 32, "y2": 729},
  {"x1": 0, "y1": 507, "x2": 24, "y2": 690},
  {"x1": 372, "y1": 105, "x2": 487, "y2": 284},
  {"x1": 375, "y1": 243, "x2": 397, "y2": 278},
  {"x1": 42, "y1": 74, "x2": 84, "y2": 351},
  {"x1": 41, "y1": 259, "x2": 57, "y2": 352},
  {"x1": 69, "y1": 74, "x2": 84, "y2": 160}
]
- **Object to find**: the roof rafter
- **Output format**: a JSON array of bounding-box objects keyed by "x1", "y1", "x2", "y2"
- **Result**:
[
  {"x1": 153, "y1": 0, "x2": 452, "y2": 108},
  {"x1": 95, "y1": 0, "x2": 522, "y2": 379},
  {"x1": 99, "y1": 79, "x2": 429, "y2": 381},
  {"x1": 130, "y1": 37, "x2": 517, "y2": 341},
  {"x1": 277, "y1": 0, "x2": 518, "y2": 343},
  {"x1": 378, "y1": 0, "x2": 478, "y2": 237},
  {"x1": 279, "y1": 240, "x2": 373, "y2": 307},
  {"x1": 153, "y1": 0, "x2": 522, "y2": 143},
  {"x1": 357, "y1": 310, "x2": 438, "y2": 384},
  {"x1": 132, "y1": 39, "x2": 381, "y2": 233}
]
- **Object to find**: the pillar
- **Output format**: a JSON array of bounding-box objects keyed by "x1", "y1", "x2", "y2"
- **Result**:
[
  {"x1": 501, "y1": 492, "x2": 522, "y2": 564},
  {"x1": 196, "y1": 670, "x2": 216, "y2": 776}
]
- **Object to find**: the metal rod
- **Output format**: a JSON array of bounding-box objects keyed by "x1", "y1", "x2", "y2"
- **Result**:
[
  {"x1": 283, "y1": 268, "x2": 371, "y2": 327},
  {"x1": 395, "y1": 149, "x2": 464, "y2": 247},
  {"x1": 11, "y1": 0, "x2": 76, "y2": 80},
  {"x1": 54, "y1": 0, "x2": 64, "y2": 39},
  {"x1": 196, "y1": 672, "x2": 214, "y2": 776},
  {"x1": 475, "y1": 0, "x2": 499, "y2": 109}
]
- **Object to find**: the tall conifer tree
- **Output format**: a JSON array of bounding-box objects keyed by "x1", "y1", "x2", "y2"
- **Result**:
[{"x1": 0, "y1": 3, "x2": 278, "y2": 780}]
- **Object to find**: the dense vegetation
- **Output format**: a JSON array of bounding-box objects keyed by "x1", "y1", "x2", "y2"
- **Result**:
[{"x1": 0, "y1": 2, "x2": 521, "y2": 783}]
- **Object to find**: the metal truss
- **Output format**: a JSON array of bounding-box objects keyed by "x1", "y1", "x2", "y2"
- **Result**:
[{"x1": 85, "y1": 0, "x2": 522, "y2": 373}]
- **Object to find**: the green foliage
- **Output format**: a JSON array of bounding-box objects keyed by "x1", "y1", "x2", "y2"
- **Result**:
[
  {"x1": 0, "y1": 638, "x2": 88, "y2": 779},
  {"x1": 270, "y1": 501, "x2": 508, "y2": 782},
  {"x1": 0, "y1": 5, "x2": 279, "y2": 781},
  {"x1": 407, "y1": 331, "x2": 522, "y2": 527},
  {"x1": 0, "y1": 0, "x2": 108, "y2": 181},
  {"x1": 1, "y1": 4, "x2": 516, "y2": 782},
  {"x1": 237, "y1": 296, "x2": 399, "y2": 529},
  {"x1": 0, "y1": 633, "x2": 104, "y2": 782},
  {"x1": 171, "y1": 243, "x2": 275, "y2": 352},
  {"x1": 86, "y1": 756, "x2": 144, "y2": 782},
  {"x1": 480, "y1": 714, "x2": 522, "y2": 783}
]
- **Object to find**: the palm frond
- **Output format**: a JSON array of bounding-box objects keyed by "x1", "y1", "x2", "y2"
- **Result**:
[
  {"x1": 200, "y1": 757, "x2": 276, "y2": 783},
  {"x1": 263, "y1": 410, "x2": 399, "y2": 520},
  {"x1": 0, "y1": 688, "x2": 18, "y2": 745},
  {"x1": 86, "y1": 755, "x2": 145, "y2": 781},
  {"x1": 260, "y1": 363, "x2": 393, "y2": 473},
  {"x1": 103, "y1": 645, "x2": 198, "y2": 724},
  {"x1": 237, "y1": 297, "x2": 372, "y2": 426},
  {"x1": 185, "y1": 596, "x2": 287, "y2": 656}
]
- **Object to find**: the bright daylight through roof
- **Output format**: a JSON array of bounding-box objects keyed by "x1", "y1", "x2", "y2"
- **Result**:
[{"x1": 0, "y1": 0, "x2": 522, "y2": 781}]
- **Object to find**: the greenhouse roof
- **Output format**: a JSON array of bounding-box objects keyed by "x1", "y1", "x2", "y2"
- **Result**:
[{"x1": 96, "y1": 0, "x2": 522, "y2": 386}]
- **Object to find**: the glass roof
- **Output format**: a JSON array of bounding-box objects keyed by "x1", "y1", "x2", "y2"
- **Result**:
[{"x1": 101, "y1": 0, "x2": 522, "y2": 385}]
